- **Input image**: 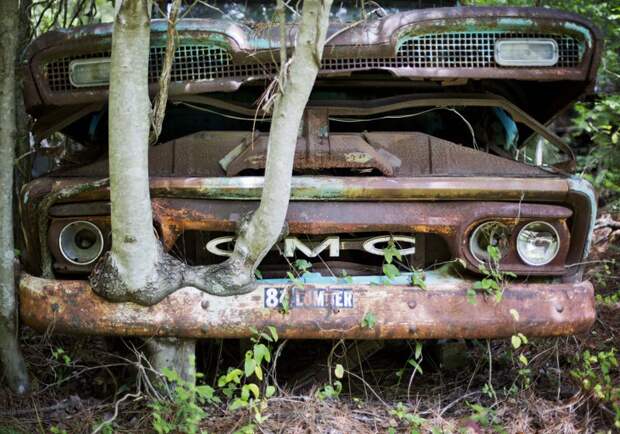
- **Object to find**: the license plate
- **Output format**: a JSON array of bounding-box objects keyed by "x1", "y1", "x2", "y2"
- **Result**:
[{"x1": 264, "y1": 287, "x2": 354, "y2": 309}]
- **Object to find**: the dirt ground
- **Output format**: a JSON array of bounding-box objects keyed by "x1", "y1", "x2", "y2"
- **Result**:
[{"x1": 1, "y1": 215, "x2": 618, "y2": 434}]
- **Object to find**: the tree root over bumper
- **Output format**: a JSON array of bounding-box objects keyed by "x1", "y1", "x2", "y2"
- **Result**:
[{"x1": 19, "y1": 272, "x2": 595, "y2": 340}]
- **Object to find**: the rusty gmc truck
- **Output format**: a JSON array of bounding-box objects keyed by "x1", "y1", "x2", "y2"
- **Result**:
[{"x1": 18, "y1": 2, "x2": 602, "y2": 341}]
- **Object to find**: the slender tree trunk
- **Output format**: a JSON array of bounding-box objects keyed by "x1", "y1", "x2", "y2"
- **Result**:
[
  {"x1": 92, "y1": 0, "x2": 161, "y2": 299},
  {"x1": 223, "y1": 0, "x2": 334, "y2": 282},
  {"x1": 0, "y1": 0, "x2": 30, "y2": 395},
  {"x1": 182, "y1": 0, "x2": 335, "y2": 294}
]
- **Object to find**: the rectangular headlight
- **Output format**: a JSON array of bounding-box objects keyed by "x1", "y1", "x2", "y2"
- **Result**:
[
  {"x1": 494, "y1": 39, "x2": 559, "y2": 67},
  {"x1": 69, "y1": 58, "x2": 111, "y2": 87}
]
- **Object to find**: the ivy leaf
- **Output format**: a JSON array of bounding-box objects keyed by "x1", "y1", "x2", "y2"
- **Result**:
[{"x1": 511, "y1": 335, "x2": 522, "y2": 349}]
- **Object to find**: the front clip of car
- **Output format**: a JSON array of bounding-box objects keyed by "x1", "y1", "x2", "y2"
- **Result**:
[{"x1": 18, "y1": 5, "x2": 602, "y2": 340}]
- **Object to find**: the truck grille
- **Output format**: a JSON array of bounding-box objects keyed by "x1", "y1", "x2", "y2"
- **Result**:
[{"x1": 44, "y1": 32, "x2": 582, "y2": 93}]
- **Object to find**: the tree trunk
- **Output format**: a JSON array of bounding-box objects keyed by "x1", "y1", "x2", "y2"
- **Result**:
[
  {"x1": 91, "y1": 0, "x2": 332, "y2": 304},
  {"x1": 0, "y1": 0, "x2": 30, "y2": 395},
  {"x1": 145, "y1": 338, "x2": 196, "y2": 385},
  {"x1": 183, "y1": 0, "x2": 334, "y2": 295}
]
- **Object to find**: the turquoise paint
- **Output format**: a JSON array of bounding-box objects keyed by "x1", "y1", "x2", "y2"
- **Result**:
[{"x1": 259, "y1": 271, "x2": 464, "y2": 287}]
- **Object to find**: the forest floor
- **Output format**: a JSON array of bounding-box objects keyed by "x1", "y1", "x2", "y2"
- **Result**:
[{"x1": 0, "y1": 214, "x2": 618, "y2": 434}]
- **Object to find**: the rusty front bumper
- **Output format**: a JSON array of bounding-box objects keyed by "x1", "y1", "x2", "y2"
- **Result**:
[{"x1": 19, "y1": 273, "x2": 595, "y2": 339}]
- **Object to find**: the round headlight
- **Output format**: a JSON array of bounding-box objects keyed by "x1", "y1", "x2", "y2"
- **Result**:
[
  {"x1": 516, "y1": 221, "x2": 559, "y2": 266},
  {"x1": 469, "y1": 221, "x2": 511, "y2": 263},
  {"x1": 59, "y1": 221, "x2": 104, "y2": 265}
]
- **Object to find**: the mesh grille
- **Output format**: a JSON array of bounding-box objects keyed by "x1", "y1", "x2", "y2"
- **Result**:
[
  {"x1": 396, "y1": 32, "x2": 581, "y2": 69},
  {"x1": 43, "y1": 32, "x2": 583, "y2": 93}
]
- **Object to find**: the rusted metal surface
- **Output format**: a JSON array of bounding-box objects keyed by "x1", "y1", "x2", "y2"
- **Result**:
[
  {"x1": 21, "y1": 174, "x2": 589, "y2": 277},
  {"x1": 19, "y1": 272, "x2": 595, "y2": 339},
  {"x1": 148, "y1": 199, "x2": 572, "y2": 276},
  {"x1": 25, "y1": 175, "x2": 572, "y2": 203},
  {"x1": 53, "y1": 129, "x2": 549, "y2": 178},
  {"x1": 23, "y1": 7, "x2": 601, "y2": 128}
]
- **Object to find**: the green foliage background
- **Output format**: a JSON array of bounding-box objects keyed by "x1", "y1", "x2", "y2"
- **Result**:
[{"x1": 471, "y1": 0, "x2": 620, "y2": 210}]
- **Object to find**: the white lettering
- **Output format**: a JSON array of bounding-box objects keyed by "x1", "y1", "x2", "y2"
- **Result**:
[{"x1": 284, "y1": 236, "x2": 340, "y2": 258}]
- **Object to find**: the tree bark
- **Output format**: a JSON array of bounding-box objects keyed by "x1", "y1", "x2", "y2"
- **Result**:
[
  {"x1": 0, "y1": 0, "x2": 30, "y2": 395},
  {"x1": 145, "y1": 338, "x2": 196, "y2": 386}
]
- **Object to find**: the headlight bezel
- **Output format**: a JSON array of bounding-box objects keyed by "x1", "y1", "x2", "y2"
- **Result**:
[
  {"x1": 58, "y1": 220, "x2": 105, "y2": 266},
  {"x1": 516, "y1": 220, "x2": 561, "y2": 267}
]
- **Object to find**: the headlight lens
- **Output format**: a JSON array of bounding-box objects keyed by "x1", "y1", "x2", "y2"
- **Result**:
[
  {"x1": 69, "y1": 58, "x2": 111, "y2": 87},
  {"x1": 59, "y1": 221, "x2": 104, "y2": 265},
  {"x1": 495, "y1": 39, "x2": 559, "y2": 67},
  {"x1": 469, "y1": 221, "x2": 511, "y2": 263},
  {"x1": 516, "y1": 221, "x2": 559, "y2": 266}
]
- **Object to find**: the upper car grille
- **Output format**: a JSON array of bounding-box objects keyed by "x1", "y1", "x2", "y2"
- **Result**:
[
  {"x1": 43, "y1": 32, "x2": 583, "y2": 93},
  {"x1": 397, "y1": 32, "x2": 581, "y2": 68}
]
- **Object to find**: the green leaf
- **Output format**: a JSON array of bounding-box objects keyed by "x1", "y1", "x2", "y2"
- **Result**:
[
  {"x1": 361, "y1": 311, "x2": 376, "y2": 329},
  {"x1": 466, "y1": 288, "x2": 477, "y2": 305},
  {"x1": 519, "y1": 354, "x2": 529, "y2": 366},
  {"x1": 415, "y1": 342, "x2": 423, "y2": 360},
  {"x1": 254, "y1": 365, "x2": 263, "y2": 380},
  {"x1": 268, "y1": 326, "x2": 278, "y2": 342},
  {"x1": 407, "y1": 358, "x2": 423, "y2": 375},
  {"x1": 383, "y1": 263, "x2": 400, "y2": 280},
  {"x1": 509, "y1": 309, "x2": 520, "y2": 321},
  {"x1": 511, "y1": 335, "x2": 522, "y2": 349},
  {"x1": 229, "y1": 398, "x2": 248, "y2": 411},
  {"x1": 265, "y1": 385, "x2": 276, "y2": 398},
  {"x1": 410, "y1": 270, "x2": 426, "y2": 289},
  {"x1": 253, "y1": 343, "x2": 270, "y2": 365},
  {"x1": 245, "y1": 383, "x2": 260, "y2": 399},
  {"x1": 294, "y1": 259, "x2": 312, "y2": 273},
  {"x1": 334, "y1": 364, "x2": 344, "y2": 379},
  {"x1": 383, "y1": 240, "x2": 402, "y2": 264},
  {"x1": 244, "y1": 357, "x2": 256, "y2": 378}
]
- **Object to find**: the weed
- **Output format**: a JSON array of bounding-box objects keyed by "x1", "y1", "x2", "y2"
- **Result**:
[
  {"x1": 466, "y1": 402, "x2": 506, "y2": 433},
  {"x1": 218, "y1": 327, "x2": 279, "y2": 425},
  {"x1": 150, "y1": 358, "x2": 219, "y2": 434},
  {"x1": 316, "y1": 364, "x2": 344, "y2": 400},
  {"x1": 361, "y1": 311, "x2": 376, "y2": 329},
  {"x1": 388, "y1": 402, "x2": 426, "y2": 433},
  {"x1": 470, "y1": 245, "x2": 515, "y2": 303},
  {"x1": 570, "y1": 349, "x2": 620, "y2": 428}
]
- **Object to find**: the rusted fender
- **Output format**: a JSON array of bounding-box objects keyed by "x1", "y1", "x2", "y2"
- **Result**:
[{"x1": 19, "y1": 273, "x2": 595, "y2": 339}]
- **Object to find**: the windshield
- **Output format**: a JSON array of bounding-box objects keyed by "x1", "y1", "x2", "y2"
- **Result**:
[{"x1": 165, "y1": 1, "x2": 458, "y2": 24}]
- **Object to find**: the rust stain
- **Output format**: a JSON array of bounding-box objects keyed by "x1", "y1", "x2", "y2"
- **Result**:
[{"x1": 19, "y1": 273, "x2": 596, "y2": 339}]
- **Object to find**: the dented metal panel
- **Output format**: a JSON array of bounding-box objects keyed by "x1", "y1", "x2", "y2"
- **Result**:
[{"x1": 19, "y1": 273, "x2": 595, "y2": 339}]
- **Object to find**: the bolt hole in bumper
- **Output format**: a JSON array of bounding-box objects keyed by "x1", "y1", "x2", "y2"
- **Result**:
[{"x1": 19, "y1": 271, "x2": 594, "y2": 339}]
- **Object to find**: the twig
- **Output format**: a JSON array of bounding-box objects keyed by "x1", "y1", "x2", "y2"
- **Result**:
[
  {"x1": 91, "y1": 392, "x2": 143, "y2": 434},
  {"x1": 150, "y1": 0, "x2": 182, "y2": 144}
]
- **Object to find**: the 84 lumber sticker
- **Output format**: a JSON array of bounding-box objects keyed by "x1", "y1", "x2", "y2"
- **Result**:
[{"x1": 264, "y1": 287, "x2": 354, "y2": 309}]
